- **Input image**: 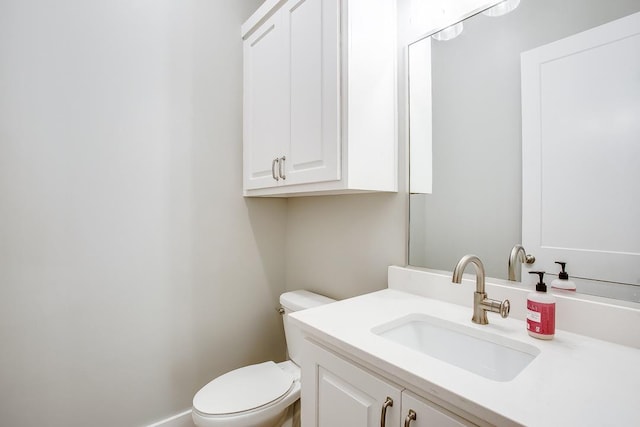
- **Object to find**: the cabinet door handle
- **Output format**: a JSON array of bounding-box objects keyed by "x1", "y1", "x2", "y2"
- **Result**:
[
  {"x1": 278, "y1": 156, "x2": 286, "y2": 180},
  {"x1": 271, "y1": 158, "x2": 280, "y2": 181},
  {"x1": 380, "y1": 397, "x2": 393, "y2": 427},
  {"x1": 404, "y1": 409, "x2": 417, "y2": 427}
]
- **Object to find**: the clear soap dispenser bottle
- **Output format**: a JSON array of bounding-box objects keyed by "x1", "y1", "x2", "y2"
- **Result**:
[
  {"x1": 527, "y1": 271, "x2": 556, "y2": 340},
  {"x1": 551, "y1": 261, "x2": 576, "y2": 291}
]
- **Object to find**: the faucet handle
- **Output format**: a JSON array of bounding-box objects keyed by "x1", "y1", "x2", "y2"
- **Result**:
[
  {"x1": 499, "y1": 299, "x2": 510, "y2": 318},
  {"x1": 482, "y1": 298, "x2": 510, "y2": 318}
]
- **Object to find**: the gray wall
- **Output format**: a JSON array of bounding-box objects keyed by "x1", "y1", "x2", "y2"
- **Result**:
[{"x1": 0, "y1": 1, "x2": 287, "y2": 426}]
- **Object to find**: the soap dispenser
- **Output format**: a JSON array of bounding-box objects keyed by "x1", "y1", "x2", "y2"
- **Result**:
[
  {"x1": 527, "y1": 271, "x2": 555, "y2": 340},
  {"x1": 551, "y1": 261, "x2": 576, "y2": 291}
]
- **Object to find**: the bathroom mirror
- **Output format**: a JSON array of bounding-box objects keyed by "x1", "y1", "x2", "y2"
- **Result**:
[{"x1": 408, "y1": 0, "x2": 640, "y2": 302}]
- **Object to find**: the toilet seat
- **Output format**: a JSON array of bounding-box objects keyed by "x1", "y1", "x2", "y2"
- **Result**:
[
  {"x1": 192, "y1": 360, "x2": 301, "y2": 427},
  {"x1": 194, "y1": 361, "x2": 294, "y2": 415}
]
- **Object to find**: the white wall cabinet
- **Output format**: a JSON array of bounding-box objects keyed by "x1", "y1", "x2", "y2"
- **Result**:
[
  {"x1": 242, "y1": 0, "x2": 397, "y2": 197},
  {"x1": 301, "y1": 340, "x2": 477, "y2": 427}
]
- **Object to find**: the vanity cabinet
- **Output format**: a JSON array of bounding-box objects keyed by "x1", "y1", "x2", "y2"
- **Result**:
[
  {"x1": 242, "y1": 0, "x2": 397, "y2": 197},
  {"x1": 301, "y1": 340, "x2": 476, "y2": 427}
]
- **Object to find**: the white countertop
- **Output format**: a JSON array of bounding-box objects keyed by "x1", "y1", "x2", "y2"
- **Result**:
[{"x1": 290, "y1": 288, "x2": 640, "y2": 426}]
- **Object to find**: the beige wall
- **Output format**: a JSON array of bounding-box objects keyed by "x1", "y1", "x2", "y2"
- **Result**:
[
  {"x1": 0, "y1": 0, "x2": 412, "y2": 425},
  {"x1": 285, "y1": 193, "x2": 406, "y2": 300},
  {"x1": 0, "y1": 1, "x2": 286, "y2": 426}
]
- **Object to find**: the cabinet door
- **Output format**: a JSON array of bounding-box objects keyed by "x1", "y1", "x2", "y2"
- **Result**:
[
  {"x1": 302, "y1": 340, "x2": 402, "y2": 427},
  {"x1": 401, "y1": 391, "x2": 475, "y2": 427},
  {"x1": 283, "y1": 0, "x2": 341, "y2": 186},
  {"x1": 243, "y1": 11, "x2": 289, "y2": 190}
]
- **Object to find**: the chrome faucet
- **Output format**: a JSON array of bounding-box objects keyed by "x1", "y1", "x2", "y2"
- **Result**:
[
  {"x1": 508, "y1": 244, "x2": 536, "y2": 281},
  {"x1": 452, "y1": 255, "x2": 510, "y2": 325}
]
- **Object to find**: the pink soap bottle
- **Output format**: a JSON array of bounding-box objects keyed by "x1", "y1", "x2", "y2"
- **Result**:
[{"x1": 527, "y1": 271, "x2": 555, "y2": 340}]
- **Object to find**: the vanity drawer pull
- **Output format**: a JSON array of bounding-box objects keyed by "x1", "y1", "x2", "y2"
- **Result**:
[
  {"x1": 380, "y1": 396, "x2": 393, "y2": 427},
  {"x1": 404, "y1": 409, "x2": 417, "y2": 427}
]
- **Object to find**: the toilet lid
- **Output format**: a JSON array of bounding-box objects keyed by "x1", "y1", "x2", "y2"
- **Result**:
[{"x1": 193, "y1": 361, "x2": 294, "y2": 415}]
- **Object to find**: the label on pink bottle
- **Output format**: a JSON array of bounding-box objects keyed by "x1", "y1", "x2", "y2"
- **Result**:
[{"x1": 527, "y1": 300, "x2": 555, "y2": 336}]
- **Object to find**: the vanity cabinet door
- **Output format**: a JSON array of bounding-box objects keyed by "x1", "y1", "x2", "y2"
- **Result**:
[
  {"x1": 401, "y1": 391, "x2": 475, "y2": 427},
  {"x1": 302, "y1": 340, "x2": 402, "y2": 427}
]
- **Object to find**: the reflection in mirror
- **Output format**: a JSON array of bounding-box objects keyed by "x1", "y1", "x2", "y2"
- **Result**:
[{"x1": 408, "y1": 0, "x2": 640, "y2": 302}]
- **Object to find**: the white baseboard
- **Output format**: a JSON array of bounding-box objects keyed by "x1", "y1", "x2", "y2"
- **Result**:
[{"x1": 146, "y1": 409, "x2": 193, "y2": 427}]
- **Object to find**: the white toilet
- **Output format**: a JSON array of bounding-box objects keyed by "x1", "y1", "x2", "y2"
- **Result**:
[{"x1": 192, "y1": 290, "x2": 335, "y2": 427}]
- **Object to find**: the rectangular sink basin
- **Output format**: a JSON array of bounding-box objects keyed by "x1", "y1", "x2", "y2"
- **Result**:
[{"x1": 372, "y1": 313, "x2": 540, "y2": 382}]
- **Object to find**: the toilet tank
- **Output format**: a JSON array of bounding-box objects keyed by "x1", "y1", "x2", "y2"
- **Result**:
[{"x1": 280, "y1": 290, "x2": 335, "y2": 366}]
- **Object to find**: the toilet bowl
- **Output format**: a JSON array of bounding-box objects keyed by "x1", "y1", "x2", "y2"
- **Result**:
[{"x1": 192, "y1": 291, "x2": 335, "y2": 427}]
